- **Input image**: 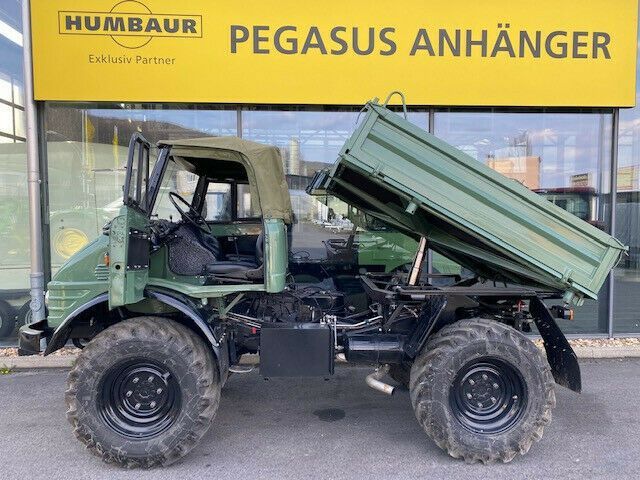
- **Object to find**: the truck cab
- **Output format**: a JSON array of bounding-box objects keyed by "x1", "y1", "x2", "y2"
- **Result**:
[
  {"x1": 20, "y1": 134, "x2": 293, "y2": 355},
  {"x1": 109, "y1": 134, "x2": 292, "y2": 306}
]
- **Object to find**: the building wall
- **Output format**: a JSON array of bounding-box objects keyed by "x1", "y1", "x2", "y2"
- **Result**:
[{"x1": 0, "y1": 1, "x2": 639, "y2": 344}]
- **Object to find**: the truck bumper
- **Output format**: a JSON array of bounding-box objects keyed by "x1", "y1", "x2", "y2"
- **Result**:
[{"x1": 18, "y1": 319, "x2": 49, "y2": 356}]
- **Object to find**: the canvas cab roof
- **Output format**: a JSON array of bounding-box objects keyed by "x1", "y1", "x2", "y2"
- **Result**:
[{"x1": 159, "y1": 137, "x2": 293, "y2": 223}]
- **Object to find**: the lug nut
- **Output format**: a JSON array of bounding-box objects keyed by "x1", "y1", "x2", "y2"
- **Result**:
[
  {"x1": 134, "y1": 403, "x2": 141, "y2": 410},
  {"x1": 150, "y1": 401, "x2": 156, "y2": 408},
  {"x1": 132, "y1": 377, "x2": 139, "y2": 384},
  {"x1": 477, "y1": 402, "x2": 483, "y2": 408},
  {"x1": 482, "y1": 374, "x2": 488, "y2": 380},
  {"x1": 126, "y1": 390, "x2": 132, "y2": 397},
  {"x1": 148, "y1": 376, "x2": 154, "y2": 383},
  {"x1": 468, "y1": 379, "x2": 475, "y2": 385},
  {"x1": 156, "y1": 388, "x2": 163, "y2": 394},
  {"x1": 492, "y1": 382, "x2": 499, "y2": 389},
  {"x1": 490, "y1": 396, "x2": 497, "y2": 403},
  {"x1": 466, "y1": 393, "x2": 473, "y2": 399}
]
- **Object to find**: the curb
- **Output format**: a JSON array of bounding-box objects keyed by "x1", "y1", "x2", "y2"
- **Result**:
[
  {"x1": 2, "y1": 346, "x2": 640, "y2": 371},
  {"x1": 570, "y1": 346, "x2": 640, "y2": 359},
  {"x1": 1, "y1": 355, "x2": 76, "y2": 370}
]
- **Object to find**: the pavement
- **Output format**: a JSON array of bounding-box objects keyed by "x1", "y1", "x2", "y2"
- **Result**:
[
  {"x1": 0, "y1": 360, "x2": 639, "y2": 480},
  {"x1": 3, "y1": 342, "x2": 640, "y2": 371}
]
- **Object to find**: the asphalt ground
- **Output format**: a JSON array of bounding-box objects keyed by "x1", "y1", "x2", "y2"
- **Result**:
[{"x1": 0, "y1": 359, "x2": 638, "y2": 480}]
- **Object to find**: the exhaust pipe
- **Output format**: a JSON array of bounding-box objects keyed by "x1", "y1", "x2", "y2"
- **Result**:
[{"x1": 365, "y1": 365, "x2": 395, "y2": 395}]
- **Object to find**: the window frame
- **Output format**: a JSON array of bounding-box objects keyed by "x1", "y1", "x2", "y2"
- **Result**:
[{"x1": 194, "y1": 178, "x2": 262, "y2": 224}]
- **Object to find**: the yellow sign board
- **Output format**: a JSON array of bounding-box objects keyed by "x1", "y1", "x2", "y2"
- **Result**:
[{"x1": 31, "y1": 0, "x2": 639, "y2": 106}]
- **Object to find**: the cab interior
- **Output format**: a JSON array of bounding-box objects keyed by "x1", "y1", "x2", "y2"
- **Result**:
[{"x1": 148, "y1": 153, "x2": 266, "y2": 284}]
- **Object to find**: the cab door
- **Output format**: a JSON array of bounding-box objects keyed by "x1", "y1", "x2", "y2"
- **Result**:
[{"x1": 108, "y1": 134, "x2": 151, "y2": 308}]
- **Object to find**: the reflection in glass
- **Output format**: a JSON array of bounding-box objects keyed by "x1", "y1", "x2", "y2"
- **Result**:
[
  {"x1": 242, "y1": 110, "x2": 359, "y2": 258},
  {"x1": 615, "y1": 102, "x2": 640, "y2": 332},
  {"x1": 0, "y1": 2, "x2": 27, "y2": 344},
  {"x1": 434, "y1": 109, "x2": 612, "y2": 334},
  {"x1": 44, "y1": 105, "x2": 237, "y2": 273},
  {"x1": 242, "y1": 109, "x2": 425, "y2": 264}
]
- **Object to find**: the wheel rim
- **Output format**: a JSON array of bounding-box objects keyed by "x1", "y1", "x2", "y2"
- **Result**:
[
  {"x1": 99, "y1": 359, "x2": 181, "y2": 439},
  {"x1": 449, "y1": 357, "x2": 527, "y2": 434}
]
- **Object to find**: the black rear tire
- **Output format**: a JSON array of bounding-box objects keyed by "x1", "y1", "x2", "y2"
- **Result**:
[
  {"x1": 388, "y1": 362, "x2": 411, "y2": 388},
  {"x1": 65, "y1": 317, "x2": 220, "y2": 468},
  {"x1": 0, "y1": 301, "x2": 17, "y2": 338},
  {"x1": 410, "y1": 318, "x2": 555, "y2": 464}
]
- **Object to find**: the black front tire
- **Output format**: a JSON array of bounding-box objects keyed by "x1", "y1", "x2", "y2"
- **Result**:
[
  {"x1": 65, "y1": 317, "x2": 220, "y2": 468},
  {"x1": 410, "y1": 318, "x2": 555, "y2": 464}
]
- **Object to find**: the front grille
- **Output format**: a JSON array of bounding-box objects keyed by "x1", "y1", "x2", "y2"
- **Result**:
[{"x1": 94, "y1": 264, "x2": 109, "y2": 281}]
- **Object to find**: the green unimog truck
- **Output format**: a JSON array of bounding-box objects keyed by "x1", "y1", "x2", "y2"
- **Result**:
[{"x1": 19, "y1": 99, "x2": 626, "y2": 467}]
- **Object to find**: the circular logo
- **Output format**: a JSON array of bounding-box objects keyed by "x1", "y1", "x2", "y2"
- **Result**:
[
  {"x1": 110, "y1": 0, "x2": 153, "y2": 49},
  {"x1": 53, "y1": 227, "x2": 89, "y2": 259}
]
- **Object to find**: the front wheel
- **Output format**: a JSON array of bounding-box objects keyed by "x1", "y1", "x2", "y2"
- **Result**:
[
  {"x1": 66, "y1": 317, "x2": 220, "y2": 468},
  {"x1": 410, "y1": 318, "x2": 555, "y2": 464}
]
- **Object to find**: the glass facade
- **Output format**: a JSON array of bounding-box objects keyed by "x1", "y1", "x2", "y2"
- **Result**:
[
  {"x1": 242, "y1": 109, "x2": 427, "y2": 261},
  {"x1": 615, "y1": 45, "x2": 640, "y2": 333},
  {"x1": 1, "y1": 4, "x2": 639, "y2": 344},
  {"x1": 433, "y1": 110, "x2": 613, "y2": 334},
  {"x1": 242, "y1": 109, "x2": 360, "y2": 258},
  {"x1": 43, "y1": 104, "x2": 237, "y2": 273},
  {"x1": 0, "y1": 0, "x2": 28, "y2": 345}
]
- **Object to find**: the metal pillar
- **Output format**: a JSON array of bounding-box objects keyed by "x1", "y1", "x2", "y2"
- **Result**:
[
  {"x1": 22, "y1": 0, "x2": 46, "y2": 323},
  {"x1": 607, "y1": 109, "x2": 620, "y2": 338},
  {"x1": 426, "y1": 109, "x2": 435, "y2": 274}
]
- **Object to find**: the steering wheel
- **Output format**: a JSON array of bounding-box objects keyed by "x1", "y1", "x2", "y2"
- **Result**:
[{"x1": 168, "y1": 192, "x2": 212, "y2": 235}]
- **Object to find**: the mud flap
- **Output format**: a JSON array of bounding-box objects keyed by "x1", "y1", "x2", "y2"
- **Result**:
[{"x1": 530, "y1": 296, "x2": 582, "y2": 393}]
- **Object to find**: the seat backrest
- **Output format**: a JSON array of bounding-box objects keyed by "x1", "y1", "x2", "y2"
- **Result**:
[{"x1": 167, "y1": 224, "x2": 218, "y2": 275}]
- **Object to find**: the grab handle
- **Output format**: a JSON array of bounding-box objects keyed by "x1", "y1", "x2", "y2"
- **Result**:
[{"x1": 383, "y1": 91, "x2": 408, "y2": 120}]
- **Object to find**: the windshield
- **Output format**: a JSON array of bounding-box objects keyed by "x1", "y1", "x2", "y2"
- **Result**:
[{"x1": 151, "y1": 159, "x2": 197, "y2": 221}]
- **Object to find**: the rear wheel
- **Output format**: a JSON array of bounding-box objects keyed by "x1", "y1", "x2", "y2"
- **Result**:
[
  {"x1": 66, "y1": 317, "x2": 220, "y2": 467},
  {"x1": 388, "y1": 362, "x2": 411, "y2": 388},
  {"x1": 16, "y1": 301, "x2": 32, "y2": 328},
  {"x1": 0, "y1": 301, "x2": 17, "y2": 338},
  {"x1": 410, "y1": 318, "x2": 555, "y2": 463}
]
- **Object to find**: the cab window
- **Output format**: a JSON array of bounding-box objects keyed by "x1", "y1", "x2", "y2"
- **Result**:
[
  {"x1": 237, "y1": 183, "x2": 260, "y2": 219},
  {"x1": 152, "y1": 162, "x2": 196, "y2": 220},
  {"x1": 203, "y1": 181, "x2": 260, "y2": 222},
  {"x1": 204, "y1": 182, "x2": 232, "y2": 221}
]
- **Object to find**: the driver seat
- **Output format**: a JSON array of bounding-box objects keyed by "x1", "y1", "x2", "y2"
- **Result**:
[
  {"x1": 203, "y1": 260, "x2": 257, "y2": 275},
  {"x1": 199, "y1": 230, "x2": 263, "y2": 280},
  {"x1": 167, "y1": 225, "x2": 262, "y2": 280}
]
